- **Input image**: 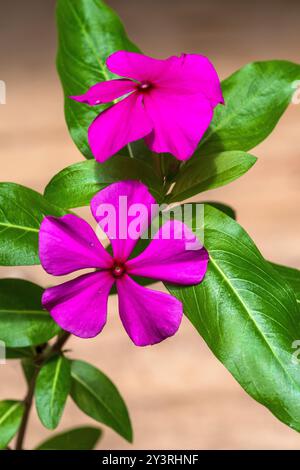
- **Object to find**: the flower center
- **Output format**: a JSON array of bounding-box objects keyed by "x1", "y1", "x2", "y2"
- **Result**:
[
  {"x1": 111, "y1": 262, "x2": 126, "y2": 279},
  {"x1": 137, "y1": 81, "x2": 152, "y2": 92}
]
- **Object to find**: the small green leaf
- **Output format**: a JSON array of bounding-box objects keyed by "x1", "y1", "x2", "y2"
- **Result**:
[
  {"x1": 167, "y1": 204, "x2": 300, "y2": 432},
  {"x1": 167, "y1": 151, "x2": 256, "y2": 203},
  {"x1": 44, "y1": 156, "x2": 164, "y2": 209},
  {"x1": 0, "y1": 278, "x2": 60, "y2": 347},
  {"x1": 5, "y1": 347, "x2": 34, "y2": 360},
  {"x1": 35, "y1": 426, "x2": 102, "y2": 450},
  {"x1": 70, "y1": 360, "x2": 132, "y2": 442},
  {"x1": 56, "y1": 0, "x2": 140, "y2": 159},
  {"x1": 0, "y1": 183, "x2": 66, "y2": 266},
  {"x1": 35, "y1": 355, "x2": 71, "y2": 430},
  {"x1": 198, "y1": 60, "x2": 300, "y2": 155},
  {"x1": 271, "y1": 262, "x2": 300, "y2": 304},
  {"x1": 0, "y1": 400, "x2": 24, "y2": 449}
]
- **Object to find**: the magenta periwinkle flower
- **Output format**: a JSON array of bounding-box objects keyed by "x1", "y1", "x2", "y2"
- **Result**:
[
  {"x1": 71, "y1": 51, "x2": 223, "y2": 163},
  {"x1": 39, "y1": 181, "x2": 208, "y2": 346}
]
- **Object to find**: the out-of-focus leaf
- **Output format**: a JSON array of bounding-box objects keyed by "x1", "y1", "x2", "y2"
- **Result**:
[
  {"x1": 70, "y1": 360, "x2": 132, "y2": 442},
  {"x1": 35, "y1": 355, "x2": 71, "y2": 429},
  {"x1": 0, "y1": 400, "x2": 24, "y2": 449},
  {"x1": 35, "y1": 426, "x2": 102, "y2": 450},
  {"x1": 0, "y1": 183, "x2": 66, "y2": 266},
  {"x1": 0, "y1": 279, "x2": 60, "y2": 347}
]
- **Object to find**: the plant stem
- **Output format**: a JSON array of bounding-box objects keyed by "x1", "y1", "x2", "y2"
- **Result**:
[
  {"x1": 15, "y1": 331, "x2": 70, "y2": 450},
  {"x1": 15, "y1": 367, "x2": 39, "y2": 450}
]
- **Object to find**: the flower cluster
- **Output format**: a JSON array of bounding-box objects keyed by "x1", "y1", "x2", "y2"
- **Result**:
[{"x1": 40, "y1": 51, "x2": 222, "y2": 346}]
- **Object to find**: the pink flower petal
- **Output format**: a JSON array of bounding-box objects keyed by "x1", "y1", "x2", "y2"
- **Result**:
[
  {"x1": 144, "y1": 89, "x2": 213, "y2": 160},
  {"x1": 70, "y1": 79, "x2": 137, "y2": 105},
  {"x1": 157, "y1": 54, "x2": 224, "y2": 107},
  {"x1": 39, "y1": 214, "x2": 112, "y2": 276},
  {"x1": 106, "y1": 51, "x2": 172, "y2": 82},
  {"x1": 117, "y1": 275, "x2": 183, "y2": 346},
  {"x1": 91, "y1": 181, "x2": 156, "y2": 263},
  {"x1": 106, "y1": 52, "x2": 223, "y2": 108},
  {"x1": 88, "y1": 93, "x2": 152, "y2": 162},
  {"x1": 127, "y1": 220, "x2": 209, "y2": 284},
  {"x1": 42, "y1": 271, "x2": 114, "y2": 338}
]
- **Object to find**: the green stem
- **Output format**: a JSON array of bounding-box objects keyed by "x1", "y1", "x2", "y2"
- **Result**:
[{"x1": 15, "y1": 331, "x2": 70, "y2": 450}]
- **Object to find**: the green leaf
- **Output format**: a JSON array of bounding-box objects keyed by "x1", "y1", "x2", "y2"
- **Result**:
[
  {"x1": 5, "y1": 347, "x2": 34, "y2": 360},
  {"x1": 70, "y1": 360, "x2": 132, "y2": 442},
  {"x1": 56, "y1": 0, "x2": 139, "y2": 159},
  {"x1": 35, "y1": 426, "x2": 102, "y2": 450},
  {"x1": 204, "y1": 202, "x2": 236, "y2": 220},
  {"x1": 35, "y1": 355, "x2": 71, "y2": 430},
  {"x1": 198, "y1": 60, "x2": 300, "y2": 155},
  {"x1": 0, "y1": 279, "x2": 60, "y2": 347},
  {"x1": 0, "y1": 183, "x2": 66, "y2": 266},
  {"x1": 44, "y1": 156, "x2": 164, "y2": 209},
  {"x1": 167, "y1": 151, "x2": 256, "y2": 203},
  {"x1": 271, "y1": 262, "x2": 300, "y2": 304},
  {"x1": 166, "y1": 204, "x2": 300, "y2": 431},
  {"x1": 0, "y1": 400, "x2": 24, "y2": 449}
]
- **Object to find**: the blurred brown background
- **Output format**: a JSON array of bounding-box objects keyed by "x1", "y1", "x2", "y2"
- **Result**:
[{"x1": 0, "y1": 0, "x2": 299, "y2": 450}]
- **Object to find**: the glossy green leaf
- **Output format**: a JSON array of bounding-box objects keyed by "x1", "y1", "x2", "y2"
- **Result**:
[
  {"x1": 0, "y1": 400, "x2": 24, "y2": 449},
  {"x1": 0, "y1": 279, "x2": 60, "y2": 347},
  {"x1": 198, "y1": 60, "x2": 300, "y2": 156},
  {"x1": 35, "y1": 355, "x2": 71, "y2": 430},
  {"x1": 70, "y1": 360, "x2": 132, "y2": 442},
  {"x1": 0, "y1": 183, "x2": 66, "y2": 266},
  {"x1": 167, "y1": 151, "x2": 256, "y2": 203},
  {"x1": 204, "y1": 202, "x2": 236, "y2": 220},
  {"x1": 271, "y1": 262, "x2": 300, "y2": 304},
  {"x1": 167, "y1": 204, "x2": 300, "y2": 431},
  {"x1": 44, "y1": 156, "x2": 164, "y2": 209},
  {"x1": 35, "y1": 426, "x2": 102, "y2": 450},
  {"x1": 56, "y1": 0, "x2": 139, "y2": 159}
]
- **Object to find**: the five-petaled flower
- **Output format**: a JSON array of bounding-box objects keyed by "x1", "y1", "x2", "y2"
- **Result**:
[
  {"x1": 71, "y1": 51, "x2": 223, "y2": 163},
  {"x1": 39, "y1": 181, "x2": 209, "y2": 346}
]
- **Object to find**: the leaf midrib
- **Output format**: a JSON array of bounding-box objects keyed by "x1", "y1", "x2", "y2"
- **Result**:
[
  {"x1": 0, "y1": 402, "x2": 21, "y2": 426},
  {"x1": 0, "y1": 309, "x2": 48, "y2": 316},
  {"x1": 71, "y1": 371, "x2": 125, "y2": 436},
  {"x1": 49, "y1": 356, "x2": 64, "y2": 426},
  {"x1": 66, "y1": 1, "x2": 109, "y2": 80},
  {"x1": 0, "y1": 221, "x2": 39, "y2": 233},
  {"x1": 208, "y1": 254, "x2": 300, "y2": 390}
]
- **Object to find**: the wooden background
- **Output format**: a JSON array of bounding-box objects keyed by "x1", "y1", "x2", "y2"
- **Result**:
[{"x1": 0, "y1": 0, "x2": 299, "y2": 449}]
